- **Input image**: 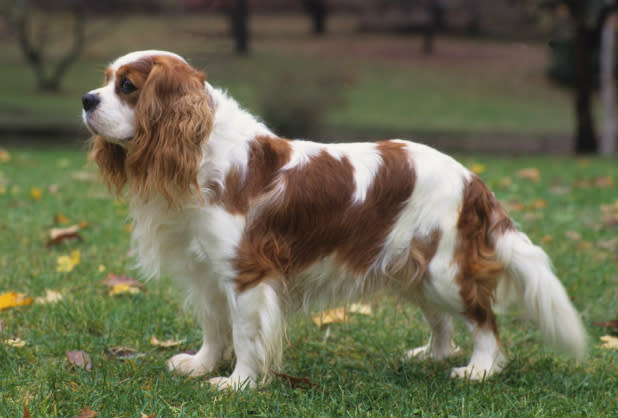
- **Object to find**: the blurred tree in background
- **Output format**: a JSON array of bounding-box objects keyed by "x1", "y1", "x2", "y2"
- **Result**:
[{"x1": 545, "y1": 0, "x2": 617, "y2": 154}]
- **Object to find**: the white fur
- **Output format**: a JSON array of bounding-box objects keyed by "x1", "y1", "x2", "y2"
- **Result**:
[{"x1": 85, "y1": 51, "x2": 588, "y2": 389}]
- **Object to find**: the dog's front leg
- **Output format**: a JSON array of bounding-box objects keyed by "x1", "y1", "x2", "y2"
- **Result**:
[
  {"x1": 209, "y1": 282, "x2": 284, "y2": 390},
  {"x1": 168, "y1": 287, "x2": 231, "y2": 377}
]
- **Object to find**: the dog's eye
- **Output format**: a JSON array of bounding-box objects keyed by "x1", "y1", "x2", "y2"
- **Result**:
[{"x1": 119, "y1": 77, "x2": 137, "y2": 94}]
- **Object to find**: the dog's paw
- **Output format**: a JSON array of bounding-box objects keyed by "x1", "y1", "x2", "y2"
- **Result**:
[
  {"x1": 208, "y1": 375, "x2": 255, "y2": 391},
  {"x1": 406, "y1": 342, "x2": 461, "y2": 361},
  {"x1": 167, "y1": 352, "x2": 212, "y2": 377},
  {"x1": 450, "y1": 365, "x2": 489, "y2": 381}
]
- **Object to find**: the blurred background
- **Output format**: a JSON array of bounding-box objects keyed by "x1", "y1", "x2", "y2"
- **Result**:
[{"x1": 0, "y1": 0, "x2": 616, "y2": 155}]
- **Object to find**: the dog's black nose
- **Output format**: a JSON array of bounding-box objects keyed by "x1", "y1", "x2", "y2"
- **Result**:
[{"x1": 82, "y1": 93, "x2": 100, "y2": 112}]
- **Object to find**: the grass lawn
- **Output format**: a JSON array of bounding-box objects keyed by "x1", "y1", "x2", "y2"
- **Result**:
[{"x1": 0, "y1": 146, "x2": 616, "y2": 417}]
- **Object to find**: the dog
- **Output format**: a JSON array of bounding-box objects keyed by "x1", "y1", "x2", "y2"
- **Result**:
[{"x1": 82, "y1": 50, "x2": 586, "y2": 389}]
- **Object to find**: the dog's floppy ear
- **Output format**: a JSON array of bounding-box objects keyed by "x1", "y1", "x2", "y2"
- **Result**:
[
  {"x1": 89, "y1": 135, "x2": 128, "y2": 195},
  {"x1": 126, "y1": 55, "x2": 213, "y2": 208}
]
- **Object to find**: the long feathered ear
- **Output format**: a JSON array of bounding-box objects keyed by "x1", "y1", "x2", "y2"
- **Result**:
[
  {"x1": 89, "y1": 135, "x2": 128, "y2": 196},
  {"x1": 126, "y1": 56, "x2": 213, "y2": 208}
]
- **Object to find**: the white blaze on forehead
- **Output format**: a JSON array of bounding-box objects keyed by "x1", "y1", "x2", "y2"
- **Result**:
[{"x1": 109, "y1": 50, "x2": 187, "y2": 71}]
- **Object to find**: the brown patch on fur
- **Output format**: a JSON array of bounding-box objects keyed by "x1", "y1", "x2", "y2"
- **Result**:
[
  {"x1": 219, "y1": 136, "x2": 293, "y2": 214},
  {"x1": 455, "y1": 175, "x2": 515, "y2": 333},
  {"x1": 400, "y1": 229, "x2": 443, "y2": 287},
  {"x1": 89, "y1": 55, "x2": 214, "y2": 209},
  {"x1": 232, "y1": 140, "x2": 416, "y2": 292}
]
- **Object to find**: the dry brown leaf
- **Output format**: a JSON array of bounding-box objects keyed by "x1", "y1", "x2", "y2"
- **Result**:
[
  {"x1": 565, "y1": 230, "x2": 582, "y2": 241},
  {"x1": 23, "y1": 404, "x2": 31, "y2": 418},
  {"x1": 272, "y1": 371, "x2": 318, "y2": 389},
  {"x1": 529, "y1": 199, "x2": 547, "y2": 210},
  {"x1": 516, "y1": 167, "x2": 541, "y2": 182},
  {"x1": 105, "y1": 346, "x2": 144, "y2": 360},
  {"x1": 601, "y1": 201, "x2": 618, "y2": 226},
  {"x1": 312, "y1": 307, "x2": 348, "y2": 326},
  {"x1": 150, "y1": 335, "x2": 183, "y2": 348},
  {"x1": 47, "y1": 225, "x2": 83, "y2": 247},
  {"x1": 0, "y1": 292, "x2": 33, "y2": 312},
  {"x1": 592, "y1": 320, "x2": 618, "y2": 332},
  {"x1": 66, "y1": 350, "x2": 92, "y2": 371},
  {"x1": 594, "y1": 176, "x2": 614, "y2": 188},
  {"x1": 76, "y1": 407, "x2": 98, "y2": 418}
]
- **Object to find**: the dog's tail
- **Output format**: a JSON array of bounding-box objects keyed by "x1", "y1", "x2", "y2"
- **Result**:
[{"x1": 494, "y1": 229, "x2": 587, "y2": 360}]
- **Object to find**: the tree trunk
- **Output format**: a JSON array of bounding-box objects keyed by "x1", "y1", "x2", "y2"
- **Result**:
[
  {"x1": 599, "y1": 7, "x2": 617, "y2": 155},
  {"x1": 302, "y1": 0, "x2": 327, "y2": 35},
  {"x1": 232, "y1": 0, "x2": 248, "y2": 55},
  {"x1": 571, "y1": 2, "x2": 599, "y2": 153}
]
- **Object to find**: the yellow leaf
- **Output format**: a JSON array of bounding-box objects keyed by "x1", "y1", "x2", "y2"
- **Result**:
[
  {"x1": 124, "y1": 224, "x2": 134, "y2": 233},
  {"x1": 56, "y1": 250, "x2": 80, "y2": 273},
  {"x1": 516, "y1": 168, "x2": 541, "y2": 182},
  {"x1": 469, "y1": 163, "x2": 486, "y2": 175},
  {"x1": 54, "y1": 214, "x2": 70, "y2": 224},
  {"x1": 600, "y1": 335, "x2": 618, "y2": 349},
  {"x1": 98, "y1": 265, "x2": 106, "y2": 273},
  {"x1": 312, "y1": 307, "x2": 348, "y2": 326},
  {"x1": 109, "y1": 284, "x2": 141, "y2": 296},
  {"x1": 35, "y1": 289, "x2": 63, "y2": 305},
  {"x1": 0, "y1": 148, "x2": 10, "y2": 163},
  {"x1": 30, "y1": 187, "x2": 42, "y2": 201},
  {"x1": 0, "y1": 292, "x2": 34, "y2": 311},
  {"x1": 150, "y1": 335, "x2": 183, "y2": 348},
  {"x1": 78, "y1": 221, "x2": 89, "y2": 229},
  {"x1": 5, "y1": 337, "x2": 26, "y2": 348},
  {"x1": 541, "y1": 235, "x2": 553, "y2": 243},
  {"x1": 529, "y1": 199, "x2": 547, "y2": 210}
]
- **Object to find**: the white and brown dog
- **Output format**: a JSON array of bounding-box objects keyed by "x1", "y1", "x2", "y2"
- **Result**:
[{"x1": 82, "y1": 50, "x2": 586, "y2": 389}]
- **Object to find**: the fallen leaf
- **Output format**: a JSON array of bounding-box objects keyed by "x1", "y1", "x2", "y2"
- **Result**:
[
  {"x1": 469, "y1": 163, "x2": 486, "y2": 175},
  {"x1": 35, "y1": 289, "x2": 63, "y2": 305},
  {"x1": 5, "y1": 337, "x2": 26, "y2": 348},
  {"x1": 549, "y1": 185, "x2": 571, "y2": 195},
  {"x1": 312, "y1": 307, "x2": 348, "y2": 326},
  {"x1": 23, "y1": 403, "x2": 31, "y2": 418},
  {"x1": 70, "y1": 171, "x2": 97, "y2": 182},
  {"x1": 76, "y1": 407, "x2": 98, "y2": 418},
  {"x1": 97, "y1": 265, "x2": 106, "y2": 273},
  {"x1": 0, "y1": 148, "x2": 10, "y2": 163},
  {"x1": 54, "y1": 214, "x2": 70, "y2": 224},
  {"x1": 529, "y1": 199, "x2": 547, "y2": 210},
  {"x1": 594, "y1": 175, "x2": 614, "y2": 188},
  {"x1": 592, "y1": 320, "x2": 618, "y2": 334},
  {"x1": 105, "y1": 346, "x2": 144, "y2": 360},
  {"x1": 150, "y1": 335, "x2": 183, "y2": 348},
  {"x1": 48, "y1": 184, "x2": 59, "y2": 193},
  {"x1": 56, "y1": 250, "x2": 80, "y2": 273},
  {"x1": 124, "y1": 224, "x2": 134, "y2": 233},
  {"x1": 30, "y1": 187, "x2": 42, "y2": 201},
  {"x1": 565, "y1": 230, "x2": 582, "y2": 241},
  {"x1": 516, "y1": 167, "x2": 541, "y2": 182},
  {"x1": 109, "y1": 284, "x2": 141, "y2": 296},
  {"x1": 600, "y1": 335, "x2": 618, "y2": 349},
  {"x1": 601, "y1": 201, "x2": 618, "y2": 226},
  {"x1": 140, "y1": 413, "x2": 156, "y2": 418},
  {"x1": 504, "y1": 201, "x2": 526, "y2": 212},
  {"x1": 498, "y1": 176, "x2": 512, "y2": 188},
  {"x1": 102, "y1": 273, "x2": 144, "y2": 289},
  {"x1": 349, "y1": 303, "x2": 372, "y2": 315},
  {"x1": 541, "y1": 235, "x2": 553, "y2": 243},
  {"x1": 0, "y1": 292, "x2": 34, "y2": 311},
  {"x1": 66, "y1": 350, "x2": 92, "y2": 371},
  {"x1": 47, "y1": 225, "x2": 83, "y2": 248},
  {"x1": 272, "y1": 371, "x2": 317, "y2": 389}
]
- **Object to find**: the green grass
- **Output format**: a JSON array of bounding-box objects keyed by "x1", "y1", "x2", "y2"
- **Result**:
[{"x1": 0, "y1": 147, "x2": 616, "y2": 417}]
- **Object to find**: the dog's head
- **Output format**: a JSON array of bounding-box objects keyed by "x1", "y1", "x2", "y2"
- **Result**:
[{"x1": 82, "y1": 50, "x2": 213, "y2": 207}]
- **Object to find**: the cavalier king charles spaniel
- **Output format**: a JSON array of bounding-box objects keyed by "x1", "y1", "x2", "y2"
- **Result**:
[{"x1": 82, "y1": 50, "x2": 586, "y2": 389}]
